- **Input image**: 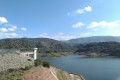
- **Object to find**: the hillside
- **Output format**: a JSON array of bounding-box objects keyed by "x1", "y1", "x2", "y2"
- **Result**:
[
  {"x1": 23, "y1": 66, "x2": 84, "y2": 80},
  {"x1": 75, "y1": 42, "x2": 120, "y2": 57},
  {"x1": 0, "y1": 38, "x2": 75, "y2": 56},
  {"x1": 0, "y1": 54, "x2": 34, "y2": 72},
  {"x1": 67, "y1": 36, "x2": 120, "y2": 44},
  {"x1": 0, "y1": 54, "x2": 84, "y2": 80}
]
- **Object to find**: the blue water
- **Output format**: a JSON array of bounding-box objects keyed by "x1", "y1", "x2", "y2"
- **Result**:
[{"x1": 40, "y1": 55, "x2": 120, "y2": 80}]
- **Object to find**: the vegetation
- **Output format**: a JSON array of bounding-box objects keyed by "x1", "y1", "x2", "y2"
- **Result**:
[
  {"x1": 34, "y1": 59, "x2": 42, "y2": 66},
  {"x1": 0, "y1": 70, "x2": 23, "y2": 80},
  {"x1": 23, "y1": 65, "x2": 32, "y2": 70},
  {"x1": 34, "y1": 59, "x2": 50, "y2": 68},
  {"x1": 57, "y1": 70, "x2": 67, "y2": 80},
  {"x1": 75, "y1": 42, "x2": 120, "y2": 57},
  {"x1": 42, "y1": 61, "x2": 50, "y2": 68},
  {"x1": 0, "y1": 38, "x2": 75, "y2": 54},
  {"x1": 67, "y1": 36, "x2": 120, "y2": 44}
]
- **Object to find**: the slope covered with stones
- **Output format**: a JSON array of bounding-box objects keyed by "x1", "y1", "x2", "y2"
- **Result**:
[{"x1": 0, "y1": 54, "x2": 34, "y2": 72}]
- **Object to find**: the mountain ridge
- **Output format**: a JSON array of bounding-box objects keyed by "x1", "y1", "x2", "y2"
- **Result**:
[
  {"x1": 75, "y1": 41, "x2": 120, "y2": 57},
  {"x1": 67, "y1": 36, "x2": 120, "y2": 44},
  {"x1": 0, "y1": 38, "x2": 75, "y2": 55}
]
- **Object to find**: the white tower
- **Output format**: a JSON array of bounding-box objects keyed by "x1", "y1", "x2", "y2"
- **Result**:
[{"x1": 34, "y1": 48, "x2": 38, "y2": 60}]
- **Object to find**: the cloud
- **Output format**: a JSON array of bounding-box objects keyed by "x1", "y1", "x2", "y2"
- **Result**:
[
  {"x1": 0, "y1": 33, "x2": 18, "y2": 38},
  {"x1": 39, "y1": 33, "x2": 77, "y2": 40},
  {"x1": 0, "y1": 17, "x2": 18, "y2": 38},
  {"x1": 4, "y1": 24, "x2": 17, "y2": 31},
  {"x1": 72, "y1": 22, "x2": 85, "y2": 28},
  {"x1": 8, "y1": 26, "x2": 17, "y2": 31},
  {"x1": 84, "y1": 6, "x2": 92, "y2": 12},
  {"x1": 109, "y1": 29, "x2": 120, "y2": 36},
  {"x1": 80, "y1": 32, "x2": 91, "y2": 37},
  {"x1": 0, "y1": 17, "x2": 8, "y2": 24},
  {"x1": 21, "y1": 28, "x2": 27, "y2": 31},
  {"x1": 0, "y1": 17, "x2": 19, "y2": 32},
  {"x1": 53, "y1": 33, "x2": 77, "y2": 40},
  {"x1": 0, "y1": 26, "x2": 17, "y2": 33},
  {"x1": 75, "y1": 9, "x2": 84, "y2": 14},
  {"x1": 3, "y1": 23, "x2": 17, "y2": 32},
  {"x1": 0, "y1": 28, "x2": 8, "y2": 32},
  {"x1": 0, "y1": 17, "x2": 26, "y2": 39},
  {"x1": 87, "y1": 21, "x2": 119, "y2": 28},
  {"x1": 39, "y1": 32, "x2": 93, "y2": 40},
  {"x1": 0, "y1": 26, "x2": 18, "y2": 38},
  {"x1": 67, "y1": 6, "x2": 92, "y2": 16},
  {"x1": 75, "y1": 6, "x2": 92, "y2": 15},
  {"x1": 4, "y1": 23, "x2": 14, "y2": 27},
  {"x1": 39, "y1": 33, "x2": 48, "y2": 38}
]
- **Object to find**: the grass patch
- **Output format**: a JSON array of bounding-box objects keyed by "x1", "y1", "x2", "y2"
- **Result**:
[
  {"x1": 57, "y1": 70, "x2": 67, "y2": 80},
  {"x1": 0, "y1": 70, "x2": 23, "y2": 80},
  {"x1": 23, "y1": 65, "x2": 33, "y2": 70},
  {"x1": 34, "y1": 59, "x2": 42, "y2": 67}
]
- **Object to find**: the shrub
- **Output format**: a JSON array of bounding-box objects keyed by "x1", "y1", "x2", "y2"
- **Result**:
[
  {"x1": 42, "y1": 61, "x2": 50, "y2": 68},
  {"x1": 24, "y1": 65, "x2": 32, "y2": 70},
  {"x1": 45, "y1": 51, "x2": 51, "y2": 53},
  {"x1": 34, "y1": 59, "x2": 42, "y2": 66},
  {"x1": 8, "y1": 68, "x2": 16, "y2": 72},
  {"x1": 27, "y1": 59, "x2": 32, "y2": 61},
  {"x1": 0, "y1": 70, "x2": 23, "y2": 80},
  {"x1": 57, "y1": 70, "x2": 66, "y2": 80}
]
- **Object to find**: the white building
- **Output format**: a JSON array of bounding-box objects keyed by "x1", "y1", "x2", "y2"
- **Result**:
[
  {"x1": 21, "y1": 48, "x2": 38, "y2": 60},
  {"x1": 0, "y1": 48, "x2": 38, "y2": 60}
]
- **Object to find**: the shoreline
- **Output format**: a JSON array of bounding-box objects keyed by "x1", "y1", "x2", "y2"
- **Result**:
[{"x1": 0, "y1": 53, "x2": 85, "y2": 80}]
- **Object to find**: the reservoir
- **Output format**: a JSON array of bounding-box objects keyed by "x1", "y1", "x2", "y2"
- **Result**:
[{"x1": 41, "y1": 55, "x2": 120, "y2": 80}]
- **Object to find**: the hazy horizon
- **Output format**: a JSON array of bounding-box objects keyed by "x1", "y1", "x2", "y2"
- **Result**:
[{"x1": 0, "y1": 35, "x2": 120, "y2": 41}]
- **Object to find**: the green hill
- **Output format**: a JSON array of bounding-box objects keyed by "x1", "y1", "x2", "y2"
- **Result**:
[
  {"x1": 67, "y1": 36, "x2": 120, "y2": 44},
  {"x1": 0, "y1": 38, "x2": 75, "y2": 54},
  {"x1": 75, "y1": 42, "x2": 120, "y2": 57}
]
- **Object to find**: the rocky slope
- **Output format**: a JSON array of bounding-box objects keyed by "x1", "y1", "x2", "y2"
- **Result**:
[{"x1": 0, "y1": 54, "x2": 34, "y2": 72}]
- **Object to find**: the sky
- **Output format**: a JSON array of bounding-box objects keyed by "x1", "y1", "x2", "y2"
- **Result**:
[{"x1": 0, "y1": 0, "x2": 120, "y2": 40}]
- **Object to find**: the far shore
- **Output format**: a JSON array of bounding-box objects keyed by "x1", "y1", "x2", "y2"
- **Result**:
[{"x1": 38, "y1": 52, "x2": 74, "y2": 57}]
